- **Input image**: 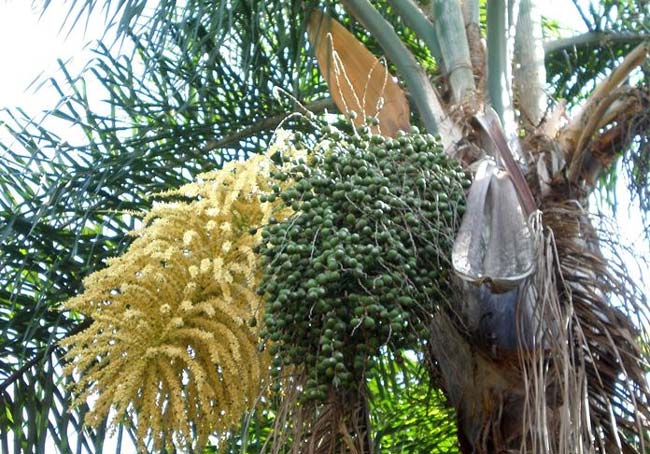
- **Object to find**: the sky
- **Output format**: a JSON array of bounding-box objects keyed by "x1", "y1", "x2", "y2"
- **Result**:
[
  {"x1": 0, "y1": 2, "x2": 109, "y2": 110},
  {"x1": 0, "y1": 0, "x2": 646, "y2": 452}
]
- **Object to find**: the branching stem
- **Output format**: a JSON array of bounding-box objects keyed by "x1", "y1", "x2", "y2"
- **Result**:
[
  {"x1": 561, "y1": 41, "x2": 649, "y2": 173},
  {"x1": 203, "y1": 98, "x2": 336, "y2": 152}
]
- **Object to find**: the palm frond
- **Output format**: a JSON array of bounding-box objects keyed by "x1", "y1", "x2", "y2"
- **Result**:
[{"x1": 369, "y1": 353, "x2": 458, "y2": 453}]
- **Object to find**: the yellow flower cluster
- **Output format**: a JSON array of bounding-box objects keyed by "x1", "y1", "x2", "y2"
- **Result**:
[{"x1": 61, "y1": 149, "x2": 292, "y2": 451}]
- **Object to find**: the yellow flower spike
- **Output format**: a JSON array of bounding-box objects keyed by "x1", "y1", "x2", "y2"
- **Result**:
[
  {"x1": 169, "y1": 317, "x2": 184, "y2": 329},
  {"x1": 221, "y1": 240, "x2": 232, "y2": 253},
  {"x1": 183, "y1": 230, "x2": 199, "y2": 246},
  {"x1": 206, "y1": 207, "x2": 220, "y2": 217},
  {"x1": 199, "y1": 258, "x2": 212, "y2": 274},
  {"x1": 61, "y1": 141, "x2": 296, "y2": 452}
]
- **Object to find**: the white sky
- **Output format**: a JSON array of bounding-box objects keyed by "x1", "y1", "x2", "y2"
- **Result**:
[
  {"x1": 0, "y1": 2, "x2": 109, "y2": 110},
  {"x1": 0, "y1": 0, "x2": 646, "y2": 452}
]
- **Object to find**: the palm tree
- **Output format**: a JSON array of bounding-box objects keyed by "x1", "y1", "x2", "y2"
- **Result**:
[{"x1": 1, "y1": 0, "x2": 648, "y2": 452}]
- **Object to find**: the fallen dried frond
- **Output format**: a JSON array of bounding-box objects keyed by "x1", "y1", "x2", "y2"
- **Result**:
[{"x1": 520, "y1": 200, "x2": 650, "y2": 454}]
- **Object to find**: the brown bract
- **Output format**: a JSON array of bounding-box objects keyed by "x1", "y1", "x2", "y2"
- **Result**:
[{"x1": 307, "y1": 9, "x2": 410, "y2": 137}]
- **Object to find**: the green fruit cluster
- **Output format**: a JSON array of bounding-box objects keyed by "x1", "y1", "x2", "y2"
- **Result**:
[{"x1": 258, "y1": 120, "x2": 470, "y2": 401}]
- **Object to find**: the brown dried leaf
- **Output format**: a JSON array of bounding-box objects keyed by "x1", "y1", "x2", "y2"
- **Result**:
[{"x1": 307, "y1": 9, "x2": 410, "y2": 137}]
